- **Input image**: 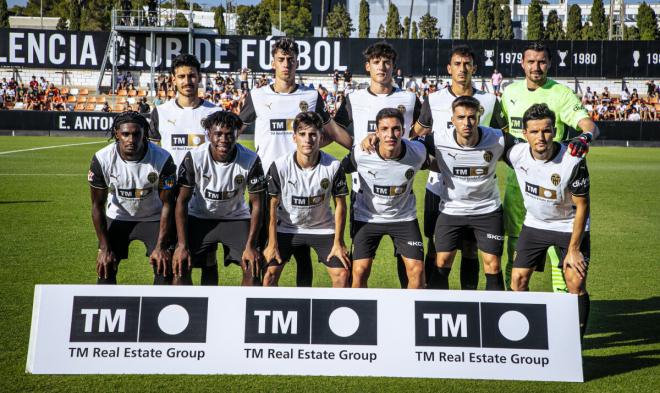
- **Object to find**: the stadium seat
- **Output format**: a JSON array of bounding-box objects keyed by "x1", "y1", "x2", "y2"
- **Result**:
[
  {"x1": 87, "y1": 96, "x2": 97, "y2": 104},
  {"x1": 127, "y1": 97, "x2": 136, "y2": 105},
  {"x1": 112, "y1": 104, "x2": 125, "y2": 112},
  {"x1": 128, "y1": 90, "x2": 137, "y2": 97},
  {"x1": 115, "y1": 97, "x2": 127, "y2": 104},
  {"x1": 167, "y1": 90, "x2": 175, "y2": 98},
  {"x1": 67, "y1": 95, "x2": 76, "y2": 103},
  {"x1": 137, "y1": 90, "x2": 147, "y2": 97},
  {"x1": 74, "y1": 103, "x2": 85, "y2": 111},
  {"x1": 77, "y1": 96, "x2": 87, "y2": 103},
  {"x1": 85, "y1": 104, "x2": 95, "y2": 111},
  {"x1": 60, "y1": 87, "x2": 70, "y2": 96},
  {"x1": 94, "y1": 104, "x2": 105, "y2": 111},
  {"x1": 158, "y1": 90, "x2": 166, "y2": 98},
  {"x1": 69, "y1": 88, "x2": 79, "y2": 95},
  {"x1": 78, "y1": 88, "x2": 89, "y2": 96},
  {"x1": 117, "y1": 89, "x2": 128, "y2": 97}
]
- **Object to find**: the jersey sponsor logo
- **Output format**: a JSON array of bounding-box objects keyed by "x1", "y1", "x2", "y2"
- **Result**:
[
  {"x1": 291, "y1": 194, "x2": 325, "y2": 207},
  {"x1": 299, "y1": 100, "x2": 309, "y2": 112},
  {"x1": 550, "y1": 173, "x2": 561, "y2": 186},
  {"x1": 320, "y1": 178, "x2": 330, "y2": 190},
  {"x1": 407, "y1": 241, "x2": 423, "y2": 247},
  {"x1": 235, "y1": 174, "x2": 245, "y2": 185},
  {"x1": 367, "y1": 120, "x2": 377, "y2": 133},
  {"x1": 171, "y1": 134, "x2": 205, "y2": 147},
  {"x1": 510, "y1": 117, "x2": 523, "y2": 130},
  {"x1": 269, "y1": 119, "x2": 294, "y2": 133},
  {"x1": 486, "y1": 233, "x2": 504, "y2": 241},
  {"x1": 483, "y1": 151, "x2": 493, "y2": 162},
  {"x1": 415, "y1": 301, "x2": 548, "y2": 350},
  {"x1": 116, "y1": 188, "x2": 152, "y2": 199},
  {"x1": 205, "y1": 188, "x2": 239, "y2": 200},
  {"x1": 571, "y1": 177, "x2": 589, "y2": 189},
  {"x1": 69, "y1": 296, "x2": 208, "y2": 343},
  {"x1": 453, "y1": 166, "x2": 489, "y2": 177},
  {"x1": 250, "y1": 175, "x2": 265, "y2": 185},
  {"x1": 373, "y1": 184, "x2": 407, "y2": 197},
  {"x1": 244, "y1": 298, "x2": 377, "y2": 345},
  {"x1": 367, "y1": 170, "x2": 377, "y2": 178},
  {"x1": 446, "y1": 152, "x2": 458, "y2": 160},
  {"x1": 519, "y1": 166, "x2": 529, "y2": 175},
  {"x1": 573, "y1": 104, "x2": 585, "y2": 112},
  {"x1": 524, "y1": 182, "x2": 557, "y2": 200},
  {"x1": 147, "y1": 172, "x2": 158, "y2": 184}
]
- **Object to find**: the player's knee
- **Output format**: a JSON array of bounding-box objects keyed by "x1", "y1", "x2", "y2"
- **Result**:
[
  {"x1": 263, "y1": 267, "x2": 282, "y2": 287},
  {"x1": 481, "y1": 254, "x2": 501, "y2": 273},
  {"x1": 511, "y1": 273, "x2": 529, "y2": 291},
  {"x1": 331, "y1": 269, "x2": 349, "y2": 287},
  {"x1": 407, "y1": 261, "x2": 424, "y2": 278},
  {"x1": 435, "y1": 254, "x2": 453, "y2": 268}
]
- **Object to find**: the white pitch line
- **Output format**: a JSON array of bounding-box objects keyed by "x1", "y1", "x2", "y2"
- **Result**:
[
  {"x1": 0, "y1": 173, "x2": 81, "y2": 176},
  {"x1": 0, "y1": 141, "x2": 105, "y2": 156}
]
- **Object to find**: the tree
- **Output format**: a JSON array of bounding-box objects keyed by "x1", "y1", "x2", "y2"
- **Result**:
[
  {"x1": 467, "y1": 10, "x2": 477, "y2": 39},
  {"x1": 566, "y1": 4, "x2": 582, "y2": 40},
  {"x1": 624, "y1": 25, "x2": 640, "y2": 40},
  {"x1": 214, "y1": 5, "x2": 226, "y2": 35},
  {"x1": 545, "y1": 9, "x2": 564, "y2": 40},
  {"x1": 587, "y1": 0, "x2": 607, "y2": 40},
  {"x1": 377, "y1": 23, "x2": 386, "y2": 38},
  {"x1": 526, "y1": 0, "x2": 544, "y2": 41},
  {"x1": 411, "y1": 21, "x2": 418, "y2": 39},
  {"x1": 492, "y1": 4, "x2": 502, "y2": 39},
  {"x1": 68, "y1": 1, "x2": 81, "y2": 31},
  {"x1": 637, "y1": 2, "x2": 659, "y2": 40},
  {"x1": 174, "y1": 12, "x2": 188, "y2": 27},
  {"x1": 460, "y1": 15, "x2": 467, "y2": 39},
  {"x1": 501, "y1": 5, "x2": 514, "y2": 39},
  {"x1": 261, "y1": 0, "x2": 311, "y2": 37},
  {"x1": 402, "y1": 16, "x2": 410, "y2": 39},
  {"x1": 253, "y1": 4, "x2": 271, "y2": 36},
  {"x1": 326, "y1": 3, "x2": 354, "y2": 38},
  {"x1": 235, "y1": 5, "x2": 252, "y2": 35},
  {"x1": 476, "y1": 0, "x2": 494, "y2": 39},
  {"x1": 418, "y1": 12, "x2": 440, "y2": 39},
  {"x1": 80, "y1": 0, "x2": 112, "y2": 31},
  {"x1": 0, "y1": 0, "x2": 9, "y2": 28},
  {"x1": 385, "y1": 2, "x2": 401, "y2": 38},
  {"x1": 358, "y1": 0, "x2": 369, "y2": 38}
]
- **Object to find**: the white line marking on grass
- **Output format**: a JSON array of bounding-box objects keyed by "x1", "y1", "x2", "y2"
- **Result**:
[
  {"x1": 0, "y1": 174, "x2": 81, "y2": 176},
  {"x1": 0, "y1": 141, "x2": 105, "y2": 156}
]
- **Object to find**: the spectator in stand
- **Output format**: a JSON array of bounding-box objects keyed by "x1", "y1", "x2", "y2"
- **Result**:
[
  {"x1": 628, "y1": 107, "x2": 641, "y2": 121},
  {"x1": 631, "y1": 88, "x2": 640, "y2": 104},
  {"x1": 601, "y1": 86, "x2": 610, "y2": 104},
  {"x1": 102, "y1": 102, "x2": 110, "y2": 112},
  {"x1": 39, "y1": 77, "x2": 48, "y2": 92},
  {"x1": 406, "y1": 76, "x2": 418, "y2": 93},
  {"x1": 138, "y1": 97, "x2": 150, "y2": 113},
  {"x1": 617, "y1": 100, "x2": 627, "y2": 120},
  {"x1": 647, "y1": 80, "x2": 656, "y2": 98},
  {"x1": 420, "y1": 76, "x2": 429, "y2": 94},
  {"x1": 16, "y1": 83, "x2": 26, "y2": 102},
  {"x1": 343, "y1": 70, "x2": 352, "y2": 90},
  {"x1": 29, "y1": 76, "x2": 38, "y2": 91},
  {"x1": 0, "y1": 77, "x2": 7, "y2": 89},
  {"x1": 491, "y1": 69, "x2": 503, "y2": 95},
  {"x1": 332, "y1": 69, "x2": 340, "y2": 93},
  {"x1": 583, "y1": 86, "x2": 593, "y2": 103},
  {"x1": 620, "y1": 87, "x2": 630, "y2": 105},
  {"x1": 239, "y1": 68, "x2": 250, "y2": 91},
  {"x1": 126, "y1": 72, "x2": 134, "y2": 87},
  {"x1": 394, "y1": 68, "x2": 404, "y2": 88}
]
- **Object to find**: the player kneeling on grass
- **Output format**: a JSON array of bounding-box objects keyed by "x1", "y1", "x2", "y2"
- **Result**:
[
  {"x1": 262, "y1": 112, "x2": 351, "y2": 287},
  {"x1": 89, "y1": 111, "x2": 177, "y2": 285},
  {"x1": 507, "y1": 104, "x2": 592, "y2": 339},
  {"x1": 173, "y1": 111, "x2": 265, "y2": 286},
  {"x1": 343, "y1": 108, "x2": 428, "y2": 289}
]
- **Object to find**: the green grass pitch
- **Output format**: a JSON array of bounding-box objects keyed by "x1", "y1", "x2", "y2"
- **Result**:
[{"x1": 0, "y1": 136, "x2": 658, "y2": 392}]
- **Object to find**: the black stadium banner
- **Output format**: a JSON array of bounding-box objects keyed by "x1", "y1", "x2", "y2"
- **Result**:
[
  {"x1": 0, "y1": 110, "x2": 658, "y2": 141},
  {"x1": 1, "y1": 28, "x2": 660, "y2": 78}
]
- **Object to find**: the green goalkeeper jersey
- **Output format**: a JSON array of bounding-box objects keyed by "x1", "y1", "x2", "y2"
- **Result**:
[{"x1": 501, "y1": 79, "x2": 589, "y2": 140}]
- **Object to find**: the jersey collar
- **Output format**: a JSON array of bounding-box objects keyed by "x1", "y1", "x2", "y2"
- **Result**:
[
  {"x1": 174, "y1": 98, "x2": 205, "y2": 109},
  {"x1": 293, "y1": 151, "x2": 321, "y2": 170},
  {"x1": 270, "y1": 83, "x2": 299, "y2": 94},
  {"x1": 528, "y1": 141, "x2": 562, "y2": 162},
  {"x1": 367, "y1": 86, "x2": 398, "y2": 97},
  {"x1": 453, "y1": 126, "x2": 483, "y2": 148},
  {"x1": 448, "y1": 84, "x2": 476, "y2": 97},
  {"x1": 375, "y1": 140, "x2": 407, "y2": 161}
]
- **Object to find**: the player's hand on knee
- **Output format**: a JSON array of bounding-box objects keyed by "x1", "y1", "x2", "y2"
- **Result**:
[
  {"x1": 360, "y1": 134, "x2": 378, "y2": 153},
  {"x1": 263, "y1": 245, "x2": 282, "y2": 265},
  {"x1": 149, "y1": 247, "x2": 170, "y2": 276},
  {"x1": 563, "y1": 249, "x2": 586, "y2": 279},
  {"x1": 172, "y1": 245, "x2": 191, "y2": 277},
  {"x1": 242, "y1": 245, "x2": 262, "y2": 278},
  {"x1": 96, "y1": 248, "x2": 117, "y2": 279},
  {"x1": 329, "y1": 242, "x2": 351, "y2": 270}
]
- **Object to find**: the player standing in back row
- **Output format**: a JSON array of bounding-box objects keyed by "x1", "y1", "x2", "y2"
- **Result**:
[
  {"x1": 333, "y1": 41, "x2": 420, "y2": 288},
  {"x1": 501, "y1": 42, "x2": 599, "y2": 292},
  {"x1": 414, "y1": 45, "x2": 506, "y2": 290},
  {"x1": 239, "y1": 37, "x2": 351, "y2": 287},
  {"x1": 149, "y1": 53, "x2": 222, "y2": 286}
]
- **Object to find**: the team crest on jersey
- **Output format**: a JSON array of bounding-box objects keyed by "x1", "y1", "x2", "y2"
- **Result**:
[
  {"x1": 551, "y1": 173, "x2": 561, "y2": 186},
  {"x1": 235, "y1": 174, "x2": 245, "y2": 185},
  {"x1": 397, "y1": 105, "x2": 406, "y2": 114},
  {"x1": 320, "y1": 178, "x2": 330, "y2": 190},
  {"x1": 483, "y1": 151, "x2": 493, "y2": 162},
  {"x1": 405, "y1": 168, "x2": 414, "y2": 180},
  {"x1": 147, "y1": 172, "x2": 158, "y2": 184},
  {"x1": 299, "y1": 100, "x2": 309, "y2": 112}
]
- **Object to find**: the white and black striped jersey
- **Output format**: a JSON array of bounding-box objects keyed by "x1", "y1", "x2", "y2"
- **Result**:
[
  {"x1": 333, "y1": 87, "x2": 421, "y2": 190},
  {"x1": 239, "y1": 84, "x2": 331, "y2": 172},
  {"x1": 417, "y1": 86, "x2": 506, "y2": 196},
  {"x1": 422, "y1": 126, "x2": 516, "y2": 216},
  {"x1": 149, "y1": 99, "x2": 220, "y2": 166},
  {"x1": 177, "y1": 143, "x2": 265, "y2": 220},
  {"x1": 88, "y1": 142, "x2": 176, "y2": 221},
  {"x1": 342, "y1": 140, "x2": 427, "y2": 223},
  {"x1": 507, "y1": 142, "x2": 590, "y2": 233},
  {"x1": 268, "y1": 152, "x2": 348, "y2": 235}
]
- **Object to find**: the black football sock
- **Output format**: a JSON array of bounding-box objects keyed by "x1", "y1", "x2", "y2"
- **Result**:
[
  {"x1": 294, "y1": 246, "x2": 313, "y2": 287},
  {"x1": 460, "y1": 257, "x2": 480, "y2": 290},
  {"x1": 485, "y1": 272, "x2": 504, "y2": 291},
  {"x1": 431, "y1": 267, "x2": 451, "y2": 290},
  {"x1": 578, "y1": 293, "x2": 591, "y2": 340},
  {"x1": 200, "y1": 265, "x2": 219, "y2": 286}
]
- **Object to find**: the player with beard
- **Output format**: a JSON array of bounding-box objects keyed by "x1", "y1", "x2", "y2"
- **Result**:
[
  {"x1": 413, "y1": 45, "x2": 506, "y2": 290},
  {"x1": 172, "y1": 111, "x2": 265, "y2": 286},
  {"x1": 240, "y1": 37, "x2": 351, "y2": 287},
  {"x1": 507, "y1": 104, "x2": 592, "y2": 340},
  {"x1": 263, "y1": 112, "x2": 351, "y2": 287},
  {"x1": 149, "y1": 53, "x2": 222, "y2": 286},
  {"x1": 501, "y1": 42, "x2": 599, "y2": 293},
  {"x1": 334, "y1": 41, "x2": 421, "y2": 288},
  {"x1": 89, "y1": 111, "x2": 176, "y2": 285}
]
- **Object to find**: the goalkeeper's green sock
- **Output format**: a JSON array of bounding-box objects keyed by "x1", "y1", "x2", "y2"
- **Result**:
[
  {"x1": 504, "y1": 236, "x2": 517, "y2": 291},
  {"x1": 548, "y1": 246, "x2": 568, "y2": 293}
]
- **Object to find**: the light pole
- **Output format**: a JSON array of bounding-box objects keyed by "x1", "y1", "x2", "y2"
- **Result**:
[{"x1": 279, "y1": 0, "x2": 282, "y2": 32}]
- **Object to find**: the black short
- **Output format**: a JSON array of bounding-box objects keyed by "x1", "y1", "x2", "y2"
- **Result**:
[
  {"x1": 267, "y1": 233, "x2": 344, "y2": 268},
  {"x1": 514, "y1": 225, "x2": 591, "y2": 272},
  {"x1": 187, "y1": 216, "x2": 249, "y2": 267},
  {"x1": 434, "y1": 208, "x2": 504, "y2": 256},
  {"x1": 424, "y1": 189, "x2": 476, "y2": 245},
  {"x1": 106, "y1": 219, "x2": 160, "y2": 261},
  {"x1": 352, "y1": 220, "x2": 424, "y2": 261}
]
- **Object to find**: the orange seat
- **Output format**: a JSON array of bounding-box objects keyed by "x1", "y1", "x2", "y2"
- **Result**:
[
  {"x1": 137, "y1": 90, "x2": 147, "y2": 97},
  {"x1": 74, "y1": 103, "x2": 85, "y2": 111},
  {"x1": 112, "y1": 104, "x2": 125, "y2": 112},
  {"x1": 87, "y1": 96, "x2": 97, "y2": 104},
  {"x1": 128, "y1": 90, "x2": 137, "y2": 97},
  {"x1": 77, "y1": 96, "x2": 87, "y2": 103},
  {"x1": 67, "y1": 95, "x2": 77, "y2": 103},
  {"x1": 158, "y1": 90, "x2": 166, "y2": 98},
  {"x1": 117, "y1": 89, "x2": 128, "y2": 96},
  {"x1": 85, "y1": 104, "x2": 95, "y2": 111},
  {"x1": 97, "y1": 96, "x2": 107, "y2": 104},
  {"x1": 167, "y1": 90, "x2": 175, "y2": 98},
  {"x1": 78, "y1": 88, "x2": 89, "y2": 95},
  {"x1": 60, "y1": 87, "x2": 70, "y2": 95}
]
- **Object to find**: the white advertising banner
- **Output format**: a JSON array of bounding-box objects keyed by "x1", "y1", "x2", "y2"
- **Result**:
[{"x1": 26, "y1": 285, "x2": 583, "y2": 382}]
